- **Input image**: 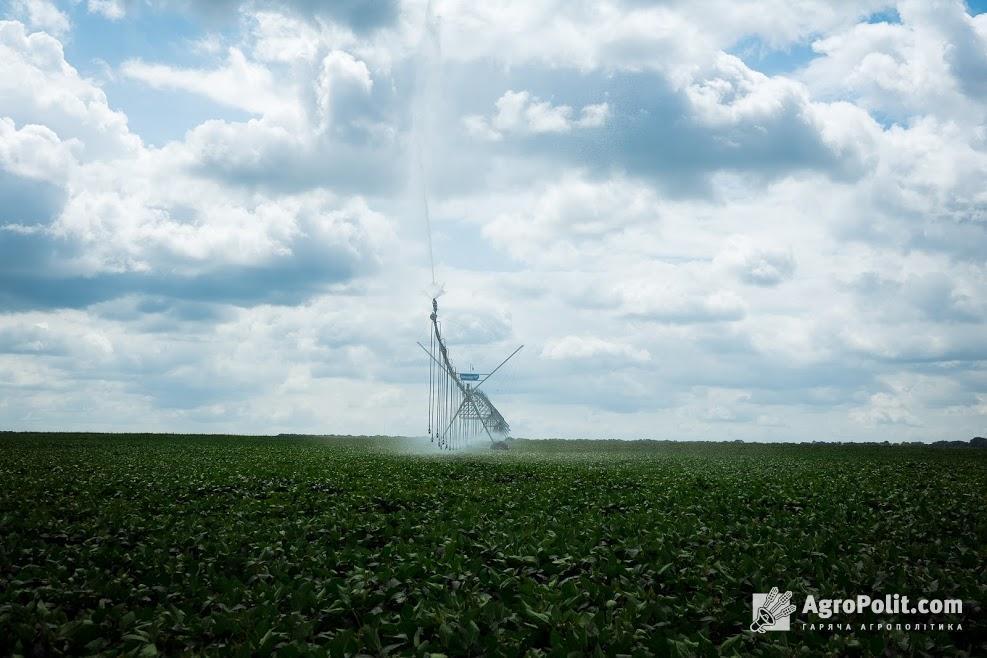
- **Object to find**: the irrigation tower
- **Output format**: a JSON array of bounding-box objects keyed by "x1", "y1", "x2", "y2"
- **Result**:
[{"x1": 419, "y1": 298, "x2": 522, "y2": 450}]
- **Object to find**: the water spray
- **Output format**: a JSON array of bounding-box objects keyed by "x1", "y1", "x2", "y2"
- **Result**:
[{"x1": 413, "y1": 3, "x2": 522, "y2": 450}]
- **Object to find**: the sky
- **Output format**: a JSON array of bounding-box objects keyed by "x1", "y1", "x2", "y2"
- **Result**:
[{"x1": 1, "y1": 0, "x2": 986, "y2": 441}]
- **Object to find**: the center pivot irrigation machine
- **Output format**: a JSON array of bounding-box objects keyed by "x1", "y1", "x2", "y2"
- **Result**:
[
  {"x1": 418, "y1": 299, "x2": 522, "y2": 451},
  {"x1": 412, "y1": 9, "x2": 522, "y2": 451}
]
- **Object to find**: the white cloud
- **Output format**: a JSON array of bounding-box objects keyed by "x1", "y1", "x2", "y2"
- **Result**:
[
  {"x1": 52, "y1": 163, "x2": 394, "y2": 280},
  {"x1": 435, "y1": 1, "x2": 891, "y2": 76},
  {"x1": 668, "y1": 0, "x2": 891, "y2": 49},
  {"x1": 0, "y1": 20, "x2": 140, "y2": 160},
  {"x1": 183, "y1": 117, "x2": 303, "y2": 174},
  {"x1": 618, "y1": 277, "x2": 747, "y2": 324},
  {"x1": 119, "y1": 38, "x2": 381, "y2": 187},
  {"x1": 441, "y1": 309, "x2": 512, "y2": 345},
  {"x1": 436, "y1": 2, "x2": 713, "y2": 72},
  {"x1": 249, "y1": 11, "x2": 322, "y2": 63},
  {"x1": 801, "y1": 1, "x2": 987, "y2": 123},
  {"x1": 973, "y1": 394, "x2": 987, "y2": 416},
  {"x1": 714, "y1": 235, "x2": 795, "y2": 286},
  {"x1": 88, "y1": 0, "x2": 126, "y2": 20},
  {"x1": 10, "y1": 0, "x2": 69, "y2": 36},
  {"x1": 695, "y1": 388, "x2": 753, "y2": 423},
  {"x1": 464, "y1": 90, "x2": 609, "y2": 141},
  {"x1": 122, "y1": 48, "x2": 293, "y2": 118},
  {"x1": 188, "y1": 33, "x2": 224, "y2": 56},
  {"x1": 0, "y1": 117, "x2": 76, "y2": 183},
  {"x1": 804, "y1": 21, "x2": 949, "y2": 119},
  {"x1": 686, "y1": 54, "x2": 807, "y2": 126},
  {"x1": 849, "y1": 374, "x2": 935, "y2": 427},
  {"x1": 542, "y1": 335, "x2": 650, "y2": 364},
  {"x1": 315, "y1": 50, "x2": 373, "y2": 133},
  {"x1": 462, "y1": 115, "x2": 502, "y2": 142},
  {"x1": 576, "y1": 102, "x2": 610, "y2": 128},
  {"x1": 0, "y1": 18, "x2": 393, "y2": 306},
  {"x1": 482, "y1": 175, "x2": 660, "y2": 265}
]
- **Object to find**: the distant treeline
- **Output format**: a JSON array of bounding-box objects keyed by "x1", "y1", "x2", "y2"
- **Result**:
[
  {"x1": 504, "y1": 436, "x2": 987, "y2": 450},
  {"x1": 1, "y1": 431, "x2": 984, "y2": 448},
  {"x1": 929, "y1": 436, "x2": 987, "y2": 448}
]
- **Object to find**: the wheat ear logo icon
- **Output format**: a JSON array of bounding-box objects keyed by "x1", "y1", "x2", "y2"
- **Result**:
[{"x1": 750, "y1": 587, "x2": 796, "y2": 633}]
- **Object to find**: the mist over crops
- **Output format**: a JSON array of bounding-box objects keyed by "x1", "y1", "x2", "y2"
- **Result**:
[{"x1": 1, "y1": 433, "x2": 984, "y2": 656}]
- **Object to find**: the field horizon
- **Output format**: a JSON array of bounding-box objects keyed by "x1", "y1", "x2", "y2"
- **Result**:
[{"x1": 4, "y1": 430, "x2": 987, "y2": 446}]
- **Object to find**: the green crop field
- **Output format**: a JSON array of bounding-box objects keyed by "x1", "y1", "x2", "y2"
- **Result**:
[{"x1": 1, "y1": 433, "x2": 984, "y2": 657}]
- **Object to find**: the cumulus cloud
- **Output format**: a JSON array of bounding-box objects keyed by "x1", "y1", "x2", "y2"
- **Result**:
[
  {"x1": 10, "y1": 0, "x2": 69, "y2": 36},
  {"x1": 247, "y1": 11, "x2": 321, "y2": 62},
  {"x1": 457, "y1": 63, "x2": 880, "y2": 194},
  {"x1": 846, "y1": 372, "x2": 961, "y2": 427},
  {"x1": 0, "y1": 118, "x2": 74, "y2": 227},
  {"x1": 464, "y1": 90, "x2": 610, "y2": 141},
  {"x1": 57, "y1": 189, "x2": 388, "y2": 276},
  {"x1": 949, "y1": 29, "x2": 987, "y2": 100},
  {"x1": 0, "y1": 18, "x2": 394, "y2": 312},
  {"x1": 2, "y1": 185, "x2": 394, "y2": 310},
  {"x1": 315, "y1": 50, "x2": 374, "y2": 133},
  {"x1": 0, "y1": 118, "x2": 75, "y2": 183},
  {"x1": 692, "y1": 388, "x2": 754, "y2": 423},
  {"x1": 542, "y1": 335, "x2": 650, "y2": 364},
  {"x1": 119, "y1": 35, "x2": 389, "y2": 194},
  {"x1": 618, "y1": 278, "x2": 747, "y2": 324},
  {"x1": 482, "y1": 176, "x2": 660, "y2": 265},
  {"x1": 714, "y1": 235, "x2": 796, "y2": 286},
  {"x1": 802, "y1": 1, "x2": 987, "y2": 121},
  {"x1": 122, "y1": 48, "x2": 291, "y2": 117},
  {"x1": 0, "y1": 20, "x2": 141, "y2": 159}
]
